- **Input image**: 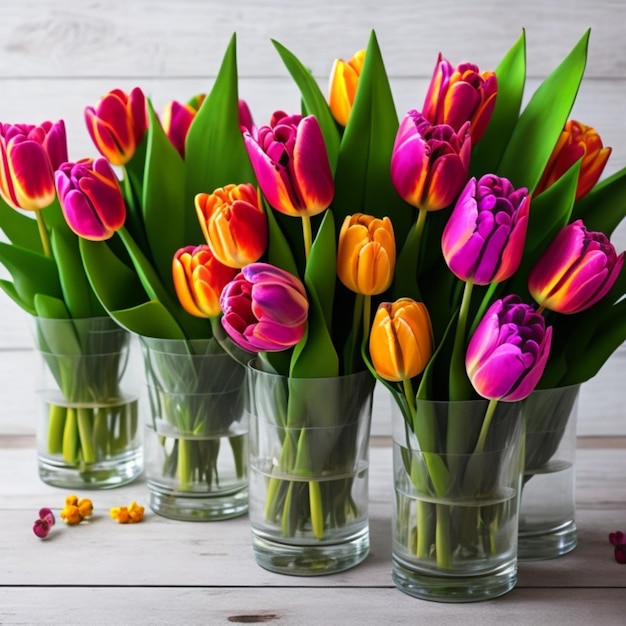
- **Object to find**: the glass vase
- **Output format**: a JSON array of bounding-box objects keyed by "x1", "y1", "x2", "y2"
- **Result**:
[
  {"x1": 518, "y1": 384, "x2": 581, "y2": 560},
  {"x1": 247, "y1": 360, "x2": 375, "y2": 576},
  {"x1": 140, "y1": 337, "x2": 248, "y2": 521},
  {"x1": 32, "y1": 316, "x2": 142, "y2": 489},
  {"x1": 391, "y1": 397, "x2": 524, "y2": 602}
]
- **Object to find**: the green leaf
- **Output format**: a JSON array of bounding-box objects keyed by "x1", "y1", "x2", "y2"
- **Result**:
[
  {"x1": 0, "y1": 279, "x2": 34, "y2": 314},
  {"x1": 142, "y1": 99, "x2": 186, "y2": 291},
  {"x1": 185, "y1": 32, "x2": 255, "y2": 243},
  {"x1": 51, "y1": 227, "x2": 104, "y2": 319},
  {"x1": 0, "y1": 197, "x2": 43, "y2": 253},
  {"x1": 470, "y1": 30, "x2": 526, "y2": 177},
  {"x1": 107, "y1": 301, "x2": 188, "y2": 339},
  {"x1": 332, "y1": 30, "x2": 412, "y2": 237},
  {"x1": 571, "y1": 164, "x2": 626, "y2": 235},
  {"x1": 497, "y1": 29, "x2": 590, "y2": 192},
  {"x1": 33, "y1": 293, "x2": 71, "y2": 320},
  {"x1": 0, "y1": 242, "x2": 62, "y2": 308},
  {"x1": 265, "y1": 201, "x2": 300, "y2": 277},
  {"x1": 272, "y1": 39, "x2": 341, "y2": 170}
]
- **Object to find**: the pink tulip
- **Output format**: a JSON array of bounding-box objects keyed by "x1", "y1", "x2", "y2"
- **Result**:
[
  {"x1": 442, "y1": 175, "x2": 530, "y2": 284},
  {"x1": 55, "y1": 157, "x2": 126, "y2": 241},
  {"x1": 528, "y1": 219, "x2": 624, "y2": 314},
  {"x1": 390, "y1": 111, "x2": 471, "y2": 212},
  {"x1": 0, "y1": 120, "x2": 68, "y2": 211},
  {"x1": 243, "y1": 111, "x2": 334, "y2": 217},
  {"x1": 220, "y1": 262, "x2": 308, "y2": 352},
  {"x1": 466, "y1": 295, "x2": 552, "y2": 401},
  {"x1": 160, "y1": 94, "x2": 205, "y2": 158}
]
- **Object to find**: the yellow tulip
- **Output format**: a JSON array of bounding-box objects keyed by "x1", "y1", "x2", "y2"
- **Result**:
[
  {"x1": 328, "y1": 49, "x2": 365, "y2": 126},
  {"x1": 337, "y1": 213, "x2": 395, "y2": 296},
  {"x1": 369, "y1": 299, "x2": 433, "y2": 382}
]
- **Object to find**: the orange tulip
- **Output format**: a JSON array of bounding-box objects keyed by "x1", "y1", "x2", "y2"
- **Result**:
[
  {"x1": 195, "y1": 183, "x2": 267, "y2": 269},
  {"x1": 328, "y1": 49, "x2": 365, "y2": 126},
  {"x1": 369, "y1": 299, "x2": 433, "y2": 382},
  {"x1": 337, "y1": 213, "x2": 395, "y2": 295},
  {"x1": 172, "y1": 245, "x2": 237, "y2": 318},
  {"x1": 535, "y1": 119, "x2": 612, "y2": 200}
]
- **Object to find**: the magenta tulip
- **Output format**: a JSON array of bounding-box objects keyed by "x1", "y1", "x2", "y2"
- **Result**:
[
  {"x1": 442, "y1": 175, "x2": 530, "y2": 285},
  {"x1": 422, "y1": 53, "x2": 497, "y2": 144},
  {"x1": 528, "y1": 220, "x2": 624, "y2": 314},
  {"x1": 242, "y1": 111, "x2": 334, "y2": 217},
  {"x1": 466, "y1": 295, "x2": 552, "y2": 401},
  {"x1": 160, "y1": 94, "x2": 205, "y2": 158},
  {"x1": 390, "y1": 111, "x2": 471, "y2": 212},
  {"x1": 55, "y1": 157, "x2": 126, "y2": 241},
  {"x1": 0, "y1": 120, "x2": 68, "y2": 211},
  {"x1": 220, "y1": 262, "x2": 308, "y2": 352},
  {"x1": 238, "y1": 99, "x2": 256, "y2": 136}
]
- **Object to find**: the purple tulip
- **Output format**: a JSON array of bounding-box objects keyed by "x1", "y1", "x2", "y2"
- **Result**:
[
  {"x1": 528, "y1": 219, "x2": 624, "y2": 314},
  {"x1": 243, "y1": 111, "x2": 334, "y2": 218},
  {"x1": 442, "y1": 175, "x2": 530, "y2": 284},
  {"x1": 390, "y1": 111, "x2": 471, "y2": 212},
  {"x1": 55, "y1": 157, "x2": 126, "y2": 241},
  {"x1": 0, "y1": 120, "x2": 68, "y2": 211},
  {"x1": 466, "y1": 295, "x2": 552, "y2": 401},
  {"x1": 220, "y1": 262, "x2": 308, "y2": 352}
]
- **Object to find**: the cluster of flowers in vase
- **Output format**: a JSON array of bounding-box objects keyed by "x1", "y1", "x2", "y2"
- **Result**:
[{"x1": 2, "y1": 28, "x2": 625, "y2": 549}]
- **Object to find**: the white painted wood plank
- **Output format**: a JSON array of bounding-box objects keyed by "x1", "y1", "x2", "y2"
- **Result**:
[{"x1": 0, "y1": 587, "x2": 625, "y2": 626}]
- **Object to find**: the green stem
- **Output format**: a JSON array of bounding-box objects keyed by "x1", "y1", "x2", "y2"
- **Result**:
[
  {"x1": 302, "y1": 214, "x2": 312, "y2": 260},
  {"x1": 77, "y1": 407, "x2": 96, "y2": 464},
  {"x1": 62, "y1": 408, "x2": 79, "y2": 464},
  {"x1": 178, "y1": 438, "x2": 194, "y2": 489},
  {"x1": 449, "y1": 279, "x2": 474, "y2": 400},
  {"x1": 47, "y1": 404, "x2": 66, "y2": 454},
  {"x1": 435, "y1": 503, "x2": 453, "y2": 569},
  {"x1": 35, "y1": 209, "x2": 51, "y2": 257},
  {"x1": 473, "y1": 398, "x2": 499, "y2": 454},
  {"x1": 309, "y1": 480, "x2": 324, "y2": 539},
  {"x1": 413, "y1": 208, "x2": 428, "y2": 267}
]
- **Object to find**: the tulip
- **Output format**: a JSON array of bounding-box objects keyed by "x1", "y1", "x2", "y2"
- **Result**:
[
  {"x1": 195, "y1": 183, "x2": 267, "y2": 269},
  {"x1": 55, "y1": 158, "x2": 126, "y2": 241},
  {"x1": 85, "y1": 87, "x2": 147, "y2": 166},
  {"x1": 369, "y1": 298, "x2": 433, "y2": 382},
  {"x1": 172, "y1": 245, "x2": 237, "y2": 318},
  {"x1": 238, "y1": 99, "x2": 256, "y2": 136},
  {"x1": 466, "y1": 295, "x2": 552, "y2": 401},
  {"x1": 534, "y1": 120, "x2": 611, "y2": 200},
  {"x1": 337, "y1": 213, "x2": 396, "y2": 295},
  {"x1": 220, "y1": 262, "x2": 308, "y2": 352},
  {"x1": 242, "y1": 111, "x2": 334, "y2": 218},
  {"x1": 0, "y1": 120, "x2": 68, "y2": 211},
  {"x1": 442, "y1": 175, "x2": 530, "y2": 285},
  {"x1": 161, "y1": 94, "x2": 205, "y2": 158},
  {"x1": 328, "y1": 49, "x2": 366, "y2": 126},
  {"x1": 528, "y1": 219, "x2": 624, "y2": 314},
  {"x1": 422, "y1": 53, "x2": 497, "y2": 144},
  {"x1": 390, "y1": 111, "x2": 471, "y2": 212}
]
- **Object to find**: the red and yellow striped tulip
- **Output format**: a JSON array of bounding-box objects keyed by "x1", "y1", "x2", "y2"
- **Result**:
[
  {"x1": 195, "y1": 183, "x2": 267, "y2": 269},
  {"x1": 85, "y1": 87, "x2": 147, "y2": 166},
  {"x1": 534, "y1": 120, "x2": 612, "y2": 200},
  {"x1": 243, "y1": 112, "x2": 334, "y2": 217},
  {"x1": 369, "y1": 298, "x2": 433, "y2": 382},
  {"x1": 328, "y1": 49, "x2": 366, "y2": 126},
  {"x1": 0, "y1": 120, "x2": 68, "y2": 211},
  {"x1": 172, "y1": 245, "x2": 237, "y2": 318},
  {"x1": 337, "y1": 213, "x2": 395, "y2": 295}
]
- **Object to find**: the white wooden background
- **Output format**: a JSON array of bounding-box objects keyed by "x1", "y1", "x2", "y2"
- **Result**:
[{"x1": 0, "y1": 0, "x2": 625, "y2": 439}]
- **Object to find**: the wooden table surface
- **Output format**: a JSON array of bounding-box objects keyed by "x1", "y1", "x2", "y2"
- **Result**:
[{"x1": 1, "y1": 435, "x2": 625, "y2": 625}]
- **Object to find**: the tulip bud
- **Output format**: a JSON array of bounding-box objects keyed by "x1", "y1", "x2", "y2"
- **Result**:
[
  {"x1": 528, "y1": 219, "x2": 624, "y2": 314},
  {"x1": 466, "y1": 295, "x2": 552, "y2": 401},
  {"x1": 195, "y1": 183, "x2": 267, "y2": 269},
  {"x1": 238, "y1": 99, "x2": 256, "y2": 136},
  {"x1": 422, "y1": 53, "x2": 497, "y2": 144},
  {"x1": 172, "y1": 245, "x2": 237, "y2": 318},
  {"x1": 55, "y1": 157, "x2": 126, "y2": 241},
  {"x1": 369, "y1": 298, "x2": 433, "y2": 382},
  {"x1": 390, "y1": 111, "x2": 471, "y2": 212},
  {"x1": 535, "y1": 120, "x2": 611, "y2": 200},
  {"x1": 161, "y1": 94, "x2": 205, "y2": 158},
  {"x1": 337, "y1": 213, "x2": 396, "y2": 295},
  {"x1": 0, "y1": 120, "x2": 68, "y2": 211},
  {"x1": 85, "y1": 87, "x2": 147, "y2": 166},
  {"x1": 243, "y1": 112, "x2": 334, "y2": 217},
  {"x1": 328, "y1": 49, "x2": 366, "y2": 126},
  {"x1": 220, "y1": 262, "x2": 308, "y2": 352},
  {"x1": 442, "y1": 175, "x2": 530, "y2": 285}
]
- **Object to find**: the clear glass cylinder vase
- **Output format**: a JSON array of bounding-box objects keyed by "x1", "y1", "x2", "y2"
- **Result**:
[
  {"x1": 247, "y1": 361, "x2": 375, "y2": 576},
  {"x1": 32, "y1": 316, "x2": 142, "y2": 489},
  {"x1": 140, "y1": 337, "x2": 248, "y2": 521},
  {"x1": 391, "y1": 397, "x2": 524, "y2": 602},
  {"x1": 518, "y1": 384, "x2": 581, "y2": 560}
]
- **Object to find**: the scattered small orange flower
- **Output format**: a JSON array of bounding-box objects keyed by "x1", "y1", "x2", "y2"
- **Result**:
[
  {"x1": 110, "y1": 501, "x2": 145, "y2": 524},
  {"x1": 60, "y1": 495, "x2": 93, "y2": 525}
]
